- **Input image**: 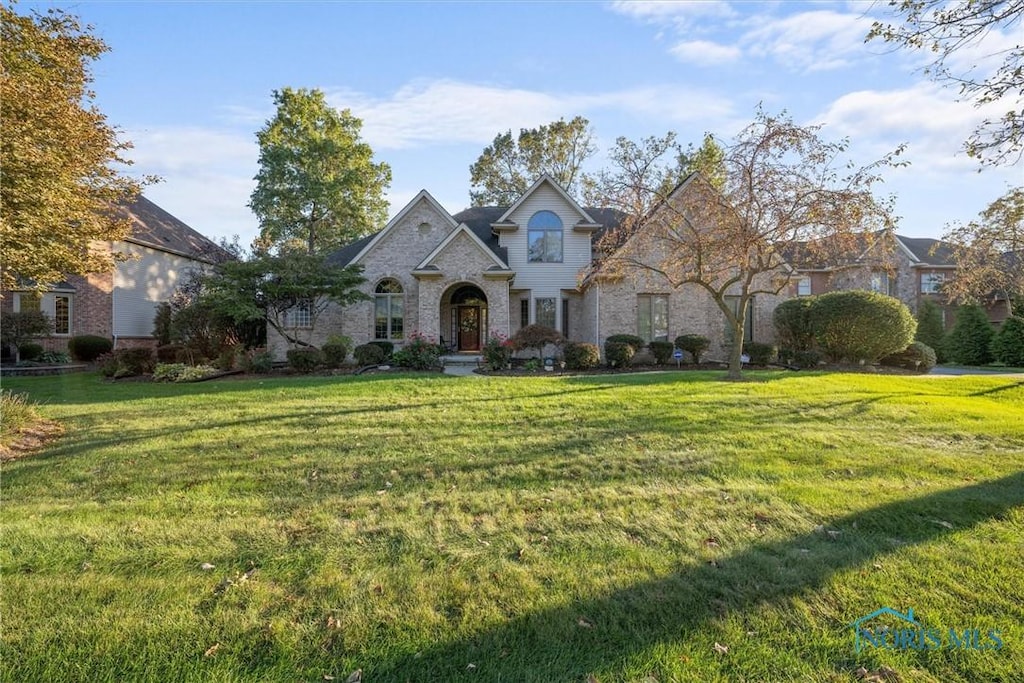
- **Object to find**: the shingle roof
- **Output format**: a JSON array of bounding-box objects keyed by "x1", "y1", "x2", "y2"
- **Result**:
[
  {"x1": 327, "y1": 205, "x2": 624, "y2": 267},
  {"x1": 895, "y1": 235, "x2": 957, "y2": 266},
  {"x1": 119, "y1": 195, "x2": 229, "y2": 262}
]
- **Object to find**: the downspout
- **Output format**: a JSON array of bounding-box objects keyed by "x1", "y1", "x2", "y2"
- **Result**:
[{"x1": 595, "y1": 283, "x2": 601, "y2": 358}]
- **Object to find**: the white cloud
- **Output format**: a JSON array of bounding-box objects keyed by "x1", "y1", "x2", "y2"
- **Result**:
[
  {"x1": 126, "y1": 127, "x2": 256, "y2": 173},
  {"x1": 742, "y1": 10, "x2": 875, "y2": 72},
  {"x1": 608, "y1": 0, "x2": 736, "y2": 25},
  {"x1": 670, "y1": 40, "x2": 742, "y2": 65},
  {"x1": 815, "y1": 83, "x2": 1010, "y2": 171},
  {"x1": 326, "y1": 79, "x2": 736, "y2": 149}
]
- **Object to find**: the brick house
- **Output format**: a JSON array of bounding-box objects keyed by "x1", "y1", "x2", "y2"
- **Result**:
[
  {"x1": 267, "y1": 174, "x2": 788, "y2": 360},
  {"x1": 2, "y1": 195, "x2": 226, "y2": 356},
  {"x1": 788, "y1": 232, "x2": 1008, "y2": 329}
]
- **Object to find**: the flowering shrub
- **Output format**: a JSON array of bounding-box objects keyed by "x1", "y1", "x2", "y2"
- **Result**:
[
  {"x1": 392, "y1": 332, "x2": 441, "y2": 370},
  {"x1": 482, "y1": 332, "x2": 514, "y2": 370}
]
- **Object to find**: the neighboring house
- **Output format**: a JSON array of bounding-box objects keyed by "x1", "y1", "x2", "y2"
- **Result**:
[
  {"x1": 1, "y1": 195, "x2": 226, "y2": 355},
  {"x1": 787, "y1": 232, "x2": 997, "y2": 329},
  {"x1": 267, "y1": 174, "x2": 787, "y2": 360}
]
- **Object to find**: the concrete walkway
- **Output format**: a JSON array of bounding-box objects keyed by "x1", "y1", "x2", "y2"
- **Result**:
[{"x1": 929, "y1": 366, "x2": 1024, "y2": 376}]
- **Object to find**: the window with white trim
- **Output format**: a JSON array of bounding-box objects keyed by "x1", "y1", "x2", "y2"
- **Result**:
[
  {"x1": 287, "y1": 300, "x2": 312, "y2": 328},
  {"x1": 920, "y1": 272, "x2": 946, "y2": 294},
  {"x1": 870, "y1": 271, "x2": 891, "y2": 295},
  {"x1": 374, "y1": 279, "x2": 404, "y2": 340},
  {"x1": 527, "y1": 211, "x2": 563, "y2": 263},
  {"x1": 797, "y1": 277, "x2": 811, "y2": 296},
  {"x1": 54, "y1": 295, "x2": 71, "y2": 335}
]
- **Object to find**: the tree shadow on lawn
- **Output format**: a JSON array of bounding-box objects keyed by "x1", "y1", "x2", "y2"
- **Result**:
[{"x1": 363, "y1": 471, "x2": 1024, "y2": 682}]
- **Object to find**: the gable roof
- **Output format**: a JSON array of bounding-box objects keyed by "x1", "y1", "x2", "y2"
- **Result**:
[
  {"x1": 494, "y1": 174, "x2": 599, "y2": 226},
  {"x1": 895, "y1": 235, "x2": 957, "y2": 266},
  {"x1": 343, "y1": 190, "x2": 460, "y2": 267},
  {"x1": 414, "y1": 223, "x2": 510, "y2": 270},
  {"x1": 119, "y1": 195, "x2": 229, "y2": 262}
]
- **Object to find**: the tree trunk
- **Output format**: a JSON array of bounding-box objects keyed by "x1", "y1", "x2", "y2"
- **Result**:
[{"x1": 727, "y1": 319, "x2": 745, "y2": 380}]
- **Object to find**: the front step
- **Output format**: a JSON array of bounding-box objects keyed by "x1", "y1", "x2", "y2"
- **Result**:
[{"x1": 441, "y1": 354, "x2": 483, "y2": 367}]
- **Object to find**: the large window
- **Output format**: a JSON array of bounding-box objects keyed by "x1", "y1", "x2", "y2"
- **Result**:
[
  {"x1": 535, "y1": 297, "x2": 556, "y2": 329},
  {"x1": 870, "y1": 271, "x2": 892, "y2": 295},
  {"x1": 527, "y1": 211, "x2": 563, "y2": 263},
  {"x1": 374, "y1": 279, "x2": 404, "y2": 340},
  {"x1": 54, "y1": 295, "x2": 71, "y2": 335},
  {"x1": 637, "y1": 294, "x2": 669, "y2": 343},
  {"x1": 921, "y1": 272, "x2": 946, "y2": 294},
  {"x1": 287, "y1": 300, "x2": 312, "y2": 328},
  {"x1": 15, "y1": 292, "x2": 41, "y2": 313},
  {"x1": 724, "y1": 295, "x2": 754, "y2": 344},
  {"x1": 796, "y1": 277, "x2": 811, "y2": 296}
]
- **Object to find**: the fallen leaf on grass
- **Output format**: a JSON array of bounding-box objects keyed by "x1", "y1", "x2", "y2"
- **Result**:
[
  {"x1": 704, "y1": 537, "x2": 720, "y2": 548},
  {"x1": 204, "y1": 643, "x2": 221, "y2": 657},
  {"x1": 200, "y1": 562, "x2": 215, "y2": 571},
  {"x1": 586, "y1": 675, "x2": 600, "y2": 683},
  {"x1": 466, "y1": 663, "x2": 477, "y2": 671},
  {"x1": 345, "y1": 670, "x2": 362, "y2": 683},
  {"x1": 933, "y1": 519, "x2": 954, "y2": 529},
  {"x1": 827, "y1": 529, "x2": 841, "y2": 540},
  {"x1": 578, "y1": 617, "x2": 594, "y2": 628},
  {"x1": 713, "y1": 642, "x2": 728, "y2": 655},
  {"x1": 855, "y1": 665, "x2": 900, "y2": 682}
]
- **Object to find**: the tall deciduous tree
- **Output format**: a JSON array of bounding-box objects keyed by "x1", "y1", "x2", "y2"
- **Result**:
[
  {"x1": 249, "y1": 88, "x2": 391, "y2": 255},
  {"x1": 469, "y1": 116, "x2": 595, "y2": 206},
  {"x1": 591, "y1": 109, "x2": 903, "y2": 379},
  {"x1": 198, "y1": 252, "x2": 366, "y2": 348},
  {"x1": 680, "y1": 133, "x2": 727, "y2": 190},
  {"x1": 941, "y1": 187, "x2": 1023, "y2": 316},
  {"x1": 868, "y1": 0, "x2": 1024, "y2": 165},
  {"x1": 0, "y1": 6, "x2": 146, "y2": 291}
]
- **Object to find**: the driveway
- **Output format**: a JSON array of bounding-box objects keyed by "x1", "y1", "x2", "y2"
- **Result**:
[{"x1": 930, "y1": 365, "x2": 1024, "y2": 376}]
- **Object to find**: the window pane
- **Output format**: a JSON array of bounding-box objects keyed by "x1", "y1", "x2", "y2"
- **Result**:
[
  {"x1": 797, "y1": 277, "x2": 811, "y2": 296},
  {"x1": 652, "y1": 296, "x2": 669, "y2": 342},
  {"x1": 390, "y1": 297, "x2": 403, "y2": 339},
  {"x1": 54, "y1": 296, "x2": 70, "y2": 335},
  {"x1": 536, "y1": 298, "x2": 556, "y2": 329},
  {"x1": 528, "y1": 229, "x2": 562, "y2": 262},
  {"x1": 561, "y1": 299, "x2": 569, "y2": 337},
  {"x1": 18, "y1": 294, "x2": 41, "y2": 312},
  {"x1": 520, "y1": 299, "x2": 529, "y2": 328},
  {"x1": 528, "y1": 211, "x2": 562, "y2": 229},
  {"x1": 375, "y1": 297, "x2": 389, "y2": 339},
  {"x1": 637, "y1": 296, "x2": 652, "y2": 341}
]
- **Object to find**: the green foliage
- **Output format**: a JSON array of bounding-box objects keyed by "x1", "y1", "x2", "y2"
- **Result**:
[
  {"x1": 0, "y1": 6, "x2": 146, "y2": 291},
  {"x1": 321, "y1": 335, "x2": 353, "y2": 368},
  {"x1": 153, "y1": 363, "x2": 219, "y2": 383},
  {"x1": 286, "y1": 348, "x2": 322, "y2": 373},
  {"x1": 991, "y1": 316, "x2": 1024, "y2": 366},
  {"x1": 392, "y1": 333, "x2": 441, "y2": 371},
  {"x1": 743, "y1": 342, "x2": 777, "y2": 365},
  {"x1": 470, "y1": 116, "x2": 595, "y2": 206},
  {"x1": 482, "y1": 334, "x2": 513, "y2": 371},
  {"x1": 197, "y1": 251, "x2": 366, "y2": 349},
  {"x1": 604, "y1": 340, "x2": 635, "y2": 368},
  {"x1": 605, "y1": 334, "x2": 645, "y2": 352},
  {"x1": 564, "y1": 341, "x2": 601, "y2": 370},
  {"x1": 511, "y1": 324, "x2": 564, "y2": 358},
  {"x1": 152, "y1": 302, "x2": 173, "y2": 345},
  {"x1": 156, "y1": 344, "x2": 185, "y2": 364},
  {"x1": 808, "y1": 291, "x2": 916, "y2": 363},
  {"x1": 98, "y1": 348, "x2": 155, "y2": 378},
  {"x1": 674, "y1": 334, "x2": 710, "y2": 364},
  {"x1": 945, "y1": 304, "x2": 995, "y2": 365},
  {"x1": 250, "y1": 87, "x2": 391, "y2": 254},
  {"x1": 1, "y1": 311, "x2": 52, "y2": 360},
  {"x1": 353, "y1": 343, "x2": 385, "y2": 366},
  {"x1": 68, "y1": 335, "x2": 113, "y2": 362},
  {"x1": 367, "y1": 340, "x2": 394, "y2": 360},
  {"x1": 773, "y1": 298, "x2": 816, "y2": 355},
  {"x1": 168, "y1": 297, "x2": 236, "y2": 360},
  {"x1": 239, "y1": 348, "x2": 273, "y2": 374},
  {"x1": 680, "y1": 133, "x2": 726, "y2": 190},
  {"x1": 215, "y1": 345, "x2": 239, "y2": 371},
  {"x1": 881, "y1": 341, "x2": 938, "y2": 374},
  {"x1": 37, "y1": 350, "x2": 70, "y2": 364},
  {"x1": 17, "y1": 343, "x2": 44, "y2": 361},
  {"x1": 649, "y1": 340, "x2": 675, "y2": 364},
  {"x1": 914, "y1": 299, "x2": 948, "y2": 363},
  {"x1": 792, "y1": 350, "x2": 823, "y2": 369}
]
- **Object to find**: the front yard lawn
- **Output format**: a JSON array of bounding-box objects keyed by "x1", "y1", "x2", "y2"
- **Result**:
[{"x1": 2, "y1": 371, "x2": 1022, "y2": 682}]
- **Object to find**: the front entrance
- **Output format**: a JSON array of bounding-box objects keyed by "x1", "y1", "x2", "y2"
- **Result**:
[
  {"x1": 444, "y1": 284, "x2": 488, "y2": 352},
  {"x1": 458, "y1": 306, "x2": 481, "y2": 351}
]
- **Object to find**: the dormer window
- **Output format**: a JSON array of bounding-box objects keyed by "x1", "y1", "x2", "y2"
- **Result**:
[{"x1": 527, "y1": 211, "x2": 563, "y2": 263}]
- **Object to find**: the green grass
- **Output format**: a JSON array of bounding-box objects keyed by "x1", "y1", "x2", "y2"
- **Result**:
[
  {"x1": 0, "y1": 389, "x2": 41, "y2": 446},
  {"x1": 2, "y1": 370, "x2": 1022, "y2": 682}
]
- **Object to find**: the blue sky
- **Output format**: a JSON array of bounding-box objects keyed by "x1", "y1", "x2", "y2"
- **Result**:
[{"x1": 33, "y1": 0, "x2": 1022, "y2": 246}]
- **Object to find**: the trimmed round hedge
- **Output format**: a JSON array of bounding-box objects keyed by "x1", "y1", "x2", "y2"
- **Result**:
[
  {"x1": 808, "y1": 291, "x2": 915, "y2": 363},
  {"x1": 68, "y1": 334, "x2": 113, "y2": 362}
]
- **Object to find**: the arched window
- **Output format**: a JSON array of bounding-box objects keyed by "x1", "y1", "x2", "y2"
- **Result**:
[
  {"x1": 374, "y1": 279, "x2": 404, "y2": 340},
  {"x1": 527, "y1": 210, "x2": 563, "y2": 263}
]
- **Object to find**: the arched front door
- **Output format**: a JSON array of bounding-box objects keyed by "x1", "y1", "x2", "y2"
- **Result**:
[{"x1": 446, "y1": 284, "x2": 488, "y2": 352}]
